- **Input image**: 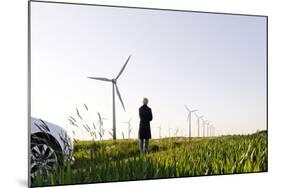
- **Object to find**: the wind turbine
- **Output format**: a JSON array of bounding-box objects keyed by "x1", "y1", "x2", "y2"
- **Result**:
[
  {"x1": 206, "y1": 122, "x2": 209, "y2": 137},
  {"x1": 205, "y1": 120, "x2": 211, "y2": 137},
  {"x1": 184, "y1": 105, "x2": 197, "y2": 139},
  {"x1": 208, "y1": 121, "x2": 213, "y2": 137},
  {"x1": 88, "y1": 55, "x2": 131, "y2": 140},
  {"x1": 194, "y1": 113, "x2": 204, "y2": 137},
  {"x1": 210, "y1": 124, "x2": 215, "y2": 137},
  {"x1": 123, "y1": 118, "x2": 132, "y2": 139},
  {"x1": 208, "y1": 124, "x2": 210, "y2": 137},
  {"x1": 202, "y1": 119, "x2": 206, "y2": 137}
]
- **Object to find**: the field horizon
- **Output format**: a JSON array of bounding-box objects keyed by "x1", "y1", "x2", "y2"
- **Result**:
[{"x1": 72, "y1": 129, "x2": 267, "y2": 142}]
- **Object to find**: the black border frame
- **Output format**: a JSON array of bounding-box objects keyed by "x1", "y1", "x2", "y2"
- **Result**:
[{"x1": 28, "y1": 0, "x2": 268, "y2": 187}]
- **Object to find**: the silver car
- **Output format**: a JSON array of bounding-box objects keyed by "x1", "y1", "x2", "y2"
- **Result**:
[{"x1": 30, "y1": 117, "x2": 74, "y2": 180}]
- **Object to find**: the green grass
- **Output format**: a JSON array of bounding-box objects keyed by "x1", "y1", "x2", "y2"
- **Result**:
[{"x1": 32, "y1": 131, "x2": 267, "y2": 187}]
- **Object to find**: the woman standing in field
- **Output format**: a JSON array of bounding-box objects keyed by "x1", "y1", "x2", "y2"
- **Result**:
[{"x1": 138, "y1": 98, "x2": 153, "y2": 153}]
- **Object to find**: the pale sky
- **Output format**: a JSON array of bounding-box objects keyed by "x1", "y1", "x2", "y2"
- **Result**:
[{"x1": 30, "y1": 1, "x2": 267, "y2": 140}]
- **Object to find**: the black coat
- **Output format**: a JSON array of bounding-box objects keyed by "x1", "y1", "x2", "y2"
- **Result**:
[{"x1": 138, "y1": 104, "x2": 153, "y2": 139}]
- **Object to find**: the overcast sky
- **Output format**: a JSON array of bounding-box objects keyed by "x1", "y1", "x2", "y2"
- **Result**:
[{"x1": 30, "y1": 1, "x2": 267, "y2": 140}]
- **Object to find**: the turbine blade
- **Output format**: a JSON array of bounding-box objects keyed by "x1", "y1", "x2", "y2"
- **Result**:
[
  {"x1": 115, "y1": 84, "x2": 125, "y2": 111},
  {"x1": 184, "y1": 105, "x2": 191, "y2": 112},
  {"x1": 88, "y1": 77, "x2": 112, "y2": 82},
  {"x1": 116, "y1": 55, "x2": 131, "y2": 80}
]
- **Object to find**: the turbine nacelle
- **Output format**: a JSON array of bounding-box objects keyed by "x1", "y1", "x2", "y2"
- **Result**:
[{"x1": 184, "y1": 105, "x2": 197, "y2": 113}]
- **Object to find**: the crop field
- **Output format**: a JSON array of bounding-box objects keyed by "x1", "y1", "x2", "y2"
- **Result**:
[{"x1": 32, "y1": 131, "x2": 267, "y2": 187}]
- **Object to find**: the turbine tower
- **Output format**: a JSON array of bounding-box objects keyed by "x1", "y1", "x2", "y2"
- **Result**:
[
  {"x1": 206, "y1": 123, "x2": 209, "y2": 137},
  {"x1": 205, "y1": 120, "x2": 211, "y2": 137},
  {"x1": 202, "y1": 119, "x2": 206, "y2": 137},
  {"x1": 210, "y1": 124, "x2": 215, "y2": 137},
  {"x1": 88, "y1": 55, "x2": 131, "y2": 140},
  {"x1": 184, "y1": 105, "x2": 197, "y2": 139},
  {"x1": 194, "y1": 113, "x2": 204, "y2": 137}
]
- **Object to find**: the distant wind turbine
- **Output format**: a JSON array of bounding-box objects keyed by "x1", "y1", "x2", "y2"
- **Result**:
[
  {"x1": 88, "y1": 55, "x2": 132, "y2": 140},
  {"x1": 207, "y1": 123, "x2": 210, "y2": 136},
  {"x1": 209, "y1": 124, "x2": 212, "y2": 137},
  {"x1": 205, "y1": 120, "x2": 211, "y2": 137},
  {"x1": 202, "y1": 119, "x2": 206, "y2": 137},
  {"x1": 209, "y1": 124, "x2": 215, "y2": 137},
  {"x1": 123, "y1": 118, "x2": 132, "y2": 139},
  {"x1": 184, "y1": 105, "x2": 197, "y2": 139},
  {"x1": 194, "y1": 113, "x2": 204, "y2": 137}
]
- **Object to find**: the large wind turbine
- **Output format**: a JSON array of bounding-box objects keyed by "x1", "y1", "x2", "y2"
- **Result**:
[
  {"x1": 184, "y1": 105, "x2": 197, "y2": 139},
  {"x1": 194, "y1": 113, "x2": 204, "y2": 137},
  {"x1": 88, "y1": 55, "x2": 131, "y2": 140}
]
